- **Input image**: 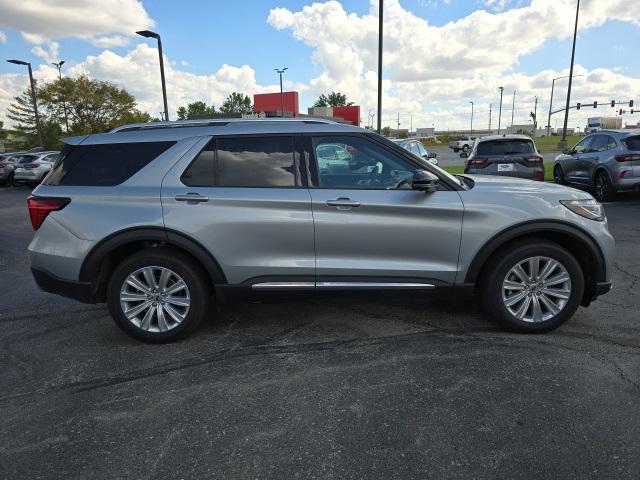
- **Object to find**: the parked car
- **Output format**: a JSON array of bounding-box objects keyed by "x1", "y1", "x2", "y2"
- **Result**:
[
  {"x1": 0, "y1": 152, "x2": 26, "y2": 185},
  {"x1": 553, "y1": 129, "x2": 640, "y2": 202},
  {"x1": 392, "y1": 138, "x2": 439, "y2": 165},
  {"x1": 464, "y1": 135, "x2": 544, "y2": 181},
  {"x1": 28, "y1": 118, "x2": 613, "y2": 342},
  {"x1": 12, "y1": 151, "x2": 60, "y2": 186},
  {"x1": 448, "y1": 136, "x2": 475, "y2": 153}
]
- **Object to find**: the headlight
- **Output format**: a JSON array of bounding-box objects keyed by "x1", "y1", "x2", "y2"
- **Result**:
[{"x1": 560, "y1": 199, "x2": 605, "y2": 221}]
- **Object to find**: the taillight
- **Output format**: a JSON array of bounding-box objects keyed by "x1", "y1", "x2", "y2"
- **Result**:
[
  {"x1": 615, "y1": 154, "x2": 640, "y2": 162},
  {"x1": 524, "y1": 155, "x2": 543, "y2": 164},
  {"x1": 468, "y1": 156, "x2": 488, "y2": 165},
  {"x1": 23, "y1": 163, "x2": 39, "y2": 169},
  {"x1": 27, "y1": 195, "x2": 70, "y2": 230},
  {"x1": 535, "y1": 170, "x2": 545, "y2": 181}
]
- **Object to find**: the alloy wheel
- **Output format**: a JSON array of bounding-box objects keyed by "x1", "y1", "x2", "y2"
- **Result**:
[
  {"x1": 120, "y1": 266, "x2": 191, "y2": 332},
  {"x1": 502, "y1": 256, "x2": 571, "y2": 323}
]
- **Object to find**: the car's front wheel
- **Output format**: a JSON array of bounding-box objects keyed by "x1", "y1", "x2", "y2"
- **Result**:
[
  {"x1": 462, "y1": 145, "x2": 469, "y2": 153},
  {"x1": 482, "y1": 239, "x2": 584, "y2": 333},
  {"x1": 107, "y1": 248, "x2": 210, "y2": 343},
  {"x1": 553, "y1": 165, "x2": 565, "y2": 185}
]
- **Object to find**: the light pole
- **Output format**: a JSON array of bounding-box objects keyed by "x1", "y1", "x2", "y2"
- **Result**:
[
  {"x1": 274, "y1": 67, "x2": 288, "y2": 117},
  {"x1": 488, "y1": 103, "x2": 492, "y2": 134},
  {"x1": 469, "y1": 101, "x2": 474, "y2": 136},
  {"x1": 377, "y1": 0, "x2": 383, "y2": 133},
  {"x1": 7, "y1": 59, "x2": 43, "y2": 146},
  {"x1": 511, "y1": 90, "x2": 516, "y2": 128},
  {"x1": 136, "y1": 30, "x2": 169, "y2": 121},
  {"x1": 546, "y1": 74, "x2": 584, "y2": 136},
  {"x1": 560, "y1": 0, "x2": 580, "y2": 150},
  {"x1": 51, "y1": 60, "x2": 70, "y2": 132},
  {"x1": 497, "y1": 86, "x2": 504, "y2": 134}
]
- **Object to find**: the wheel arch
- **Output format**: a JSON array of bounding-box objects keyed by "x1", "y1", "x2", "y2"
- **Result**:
[
  {"x1": 465, "y1": 220, "x2": 606, "y2": 305},
  {"x1": 79, "y1": 227, "x2": 227, "y2": 302}
]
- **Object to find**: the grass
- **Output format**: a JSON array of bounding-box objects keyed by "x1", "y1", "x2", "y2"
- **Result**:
[
  {"x1": 443, "y1": 162, "x2": 555, "y2": 182},
  {"x1": 533, "y1": 135, "x2": 582, "y2": 153}
]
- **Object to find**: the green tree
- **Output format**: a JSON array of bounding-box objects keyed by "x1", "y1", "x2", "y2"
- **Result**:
[
  {"x1": 219, "y1": 92, "x2": 253, "y2": 115},
  {"x1": 39, "y1": 75, "x2": 150, "y2": 135},
  {"x1": 5, "y1": 85, "x2": 61, "y2": 149},
  {"x1": 381, "y1": 126, "x2": 391, "y2": 137},
  {"x1": 176, "y1": 101, "x2": 216, "y2": 120},
  {"x1": 312, "y1": 91, "x2": 354, "y2": 108}
]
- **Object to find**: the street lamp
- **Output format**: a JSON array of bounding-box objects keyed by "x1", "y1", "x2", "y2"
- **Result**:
[
  {"x1": 7, "y1": 59, "x2": 43, "y2": 146},
  {"x1": 511, "y1": 90, "x2": 516, "y2": 128},
  {"x1": 497, "y1": 86, "x2": 504, "y2": 135},
  {"x1": 546, "y1": 74, "x2": 584, "y2": 136},
  {"x1": 51, "y1": 60, "x2": 70, "y2": 132},
  {"x1": 136, "y1": 30, "x2": 169, "y2": 121},
  {"x1": 377, "y1": 0, "x2": 383, "y2": 133},
  {"x1": 559, "y1": 0, "x2": 580, "y2": 150},
  {"x1": 469, "y1": 101, "x2": 474, "y2": 136},
  {"x1": 274, "y1": 67, "x2": 288, "y2": 117}
]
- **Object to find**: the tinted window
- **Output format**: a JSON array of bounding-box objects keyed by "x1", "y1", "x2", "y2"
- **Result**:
[
  {"x1": 18, "y1": 155, "x2": 39, "y2": 164},
  {"x1": 607, "y1": 137, "x2": 617, "y2": 150},
  {"x1": 44, "y1": 141, "x2": 175, "y2": 186},
  {"x1": 476, "y1": 140, "x2": 535, "y2": 156},
  {"x1": 182, "y1": 136, "x2": 299, "y2": 188},
  {"x1": 623, "y1": 136, "x2": 640, "y2": 151},
  {"x1": 573, "y1": 136, "x2": 593, "y2": 154},
  {"x1": 313, "y1": 135, "x2": 416, "y2": 190},
  {"x1": 589, "y1": 135, "x2": 609, "y2": 152}
]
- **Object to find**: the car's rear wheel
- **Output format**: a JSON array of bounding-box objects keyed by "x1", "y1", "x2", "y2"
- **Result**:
[
  {"x1": 594, "y1": 170, "x2": 616, "y2": 202},
  {"x1": 553, "y1": 165, "x2": 565, "y2": 185},
  {"x1": 481, "y1": 239, "x2": 584, "y2": 333},
  {"x1": 107, "y1": 248, "x2": 210, "y2": 343}
]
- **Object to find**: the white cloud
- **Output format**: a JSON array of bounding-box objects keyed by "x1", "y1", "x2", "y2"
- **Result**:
[
  {"x1": 90, "y1": 35, "x2": 130, "y2": 48},
  {"x1": 0, "y1": 30, "x2": 6, "y2": 43},
  {"x1": 31, "y1": 41, "x2": 60, "y2": 64},
  {"x1": 0, "y1": 0, "x2": 153, "y2": 45}
]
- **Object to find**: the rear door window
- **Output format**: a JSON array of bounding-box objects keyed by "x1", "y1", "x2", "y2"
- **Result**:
[
  {"x1": 44, "y1": 141, "x2": 175, "y2": 186},
  {"x1": 476, "y1": 140, "x2": 535, "y2": 156},
  {"x1": 623, "y1": 136, "x2": 640, "y2": 151}
]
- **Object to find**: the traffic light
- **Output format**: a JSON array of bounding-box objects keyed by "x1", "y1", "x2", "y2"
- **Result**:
[
  {"x1": 576, "y1": 102, "x2": 581, "y2": 110},
  {"x1": 630, "y1": 100, "x2": 634, "y2": 108},
  {"x1": 611, "y1": 100, "x2": 616, "y2": 107},
  {"x1": 593, "y1": 101, "x2": 598, "y2": 108}
]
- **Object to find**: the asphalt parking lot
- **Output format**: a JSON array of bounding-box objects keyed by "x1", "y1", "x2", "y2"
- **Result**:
[{"x1": 1, "y1": 185, "x2": 640, "y2": 479}]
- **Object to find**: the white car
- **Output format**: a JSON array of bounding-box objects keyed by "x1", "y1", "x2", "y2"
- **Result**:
[{"x1": 13, "y1": 151, "x2": 60, "y2": 186}]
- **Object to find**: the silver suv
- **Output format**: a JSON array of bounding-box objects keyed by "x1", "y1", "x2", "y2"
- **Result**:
[
  {"x1": 28, "y1": 119, "x2": 614, "y2": 342},
  {"x1": 553, "y1": 129, "x2": 640, "y2": 202},
  {"x1": 464, "y1": 135, "x2": 544, "y2": 181}
]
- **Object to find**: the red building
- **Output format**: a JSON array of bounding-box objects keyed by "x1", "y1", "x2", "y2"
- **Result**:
[
  {"x1": 253, "y1": 92, "x2": 299, "y2": 117},
  {"x1": 332, "y1": 106, "x2": 360, "y2": 127}
]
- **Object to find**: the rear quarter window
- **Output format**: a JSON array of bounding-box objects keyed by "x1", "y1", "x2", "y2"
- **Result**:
[
  {"x1": 622, "y1": 136, "x2": 640, "y2": 151},
  {"x1": 44, "y1": 141, "x2": 175, "y2": 186}
]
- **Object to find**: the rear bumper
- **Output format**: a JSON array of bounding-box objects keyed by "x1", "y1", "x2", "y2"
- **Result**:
[{"x1": 31, "y1": 267, "x2": 97, "y2": 303}]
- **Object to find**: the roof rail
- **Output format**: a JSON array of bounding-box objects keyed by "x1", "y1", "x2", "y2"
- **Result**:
[{"x1": 110, "y1": 117, "x2": 337, "y2": 133}]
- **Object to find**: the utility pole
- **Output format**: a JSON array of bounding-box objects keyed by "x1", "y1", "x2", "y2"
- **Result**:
[
  {"x1": 533, "y1": 96, "x2": 538, "y2": 131},
  {"x1": 274, "y1": 67, "x2": 288, "y2": 117},
  {"x1": 511, "y1": 90, "x2": 516, "y2": 128},
  {"x1": 489, "y1": 103, "x2": 492, "y2": 134},
  {"x1": 376, "y1": 0, "x2": 383, "y2": 133},
  {"x1": 409, "y1": 113, "x2": 413, "y2": 134},
  {"x1": 497, "y1": 86, "x2": 504, "y2": 134},
  {"x1": 52, "y1": 60, "x2": 69, "y2": 132},
  {"x1": 560, "y1": 0, "x2": 580, "y2": 150},
  {"x1": 397, "y1": 112, "x2": 400, "y2": 133},
  {"x1": 469, "y1": 101, "x2": 474, "y2": 136}
]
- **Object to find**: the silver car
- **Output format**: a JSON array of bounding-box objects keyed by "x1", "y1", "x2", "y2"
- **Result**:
[
  {"x1": 13, "y1": 151, "x2": 60, "y2": 186},
  {"x1": 553, "y1": 129, "x2": 640, "y2": 202},
  {"x1": 392, "y1": 138, "x2": 439, "y2": 165},
  {"x1": 27, "y1": 118, "x2": 614, "y2": 342},
  {"x1": 0, "y1": 152, "x2": 26, "y2": 185},
  {"x1": 464, "y1": 135, "x2": 544, "y2": 181}
]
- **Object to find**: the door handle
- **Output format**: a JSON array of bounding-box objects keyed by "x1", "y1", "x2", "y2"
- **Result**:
[
  {"x1": 326, "y1": 197, "x2": 361, "y2": 209},
  {"x1": 175, "y1": 193, "x2": 209, "y2": 203}
]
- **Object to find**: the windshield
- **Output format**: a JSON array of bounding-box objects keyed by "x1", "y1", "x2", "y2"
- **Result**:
[{"x1": 476, "y1": 139, "x2": 535, "y2": 156}]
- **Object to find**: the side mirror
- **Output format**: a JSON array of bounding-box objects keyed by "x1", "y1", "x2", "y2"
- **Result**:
[
  {"x1": 428, "y1": 152, "x2": 437, "y2": 158},
  {"x1": 562, "y1": 149, "x2": 571, "y2": 155},
  {"x1": 412, "y1": 170, "x2": 439, "y2": 193}
]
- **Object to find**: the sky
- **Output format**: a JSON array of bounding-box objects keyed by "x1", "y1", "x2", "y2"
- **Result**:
[{"x1": 0, "y1": 0, "x2": 639, "y2": 131}]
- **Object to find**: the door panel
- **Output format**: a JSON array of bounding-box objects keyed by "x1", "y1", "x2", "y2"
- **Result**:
[{"x1": 161, "y1": 136, "x2": 315, "y2": 285}]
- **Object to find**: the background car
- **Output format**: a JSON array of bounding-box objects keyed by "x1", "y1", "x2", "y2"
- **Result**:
[
  {"x1": 0, "y1": 152, "x2": 26, "y2": 185},
  {"x1": 553, "y1": 129, "x2": 640, "y2": 202},
  {"x1": 12, "y1": 151, "x2": 59, "y2": 186},
  {"x1": 464, "y1": 134, "x2": 544, "y2": 181},
  {"x1": 448, "y1": 136, "x2": 475, "y2": 153},
  {"x1": 392, "y1": 138, "x2": 439, "y2": 165}
]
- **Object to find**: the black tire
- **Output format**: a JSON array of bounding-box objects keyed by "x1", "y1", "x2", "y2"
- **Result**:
[
  {"x1": 107, "y1": 247, "x2": 211, "y2": 343},
  {"x1": 594, "y1": 170, "x2": 616, "y2": 202},
  {"x1": 553, "y1": 165, "x2": 565, "y2": 185},
  {"x1": 462, "y1": 144, "x2": 469, "y2": 153},
  {"x1": 481, "y1": 239, "x2": 584, "y2": 333},
  {"x1": 453, "y1": 148, "x2": 459, "y2": 153}
]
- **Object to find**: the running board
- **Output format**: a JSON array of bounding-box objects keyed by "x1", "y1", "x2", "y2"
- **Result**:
[{"x1": 251, "y1": 282, "x2": 435, "y2": 290}]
